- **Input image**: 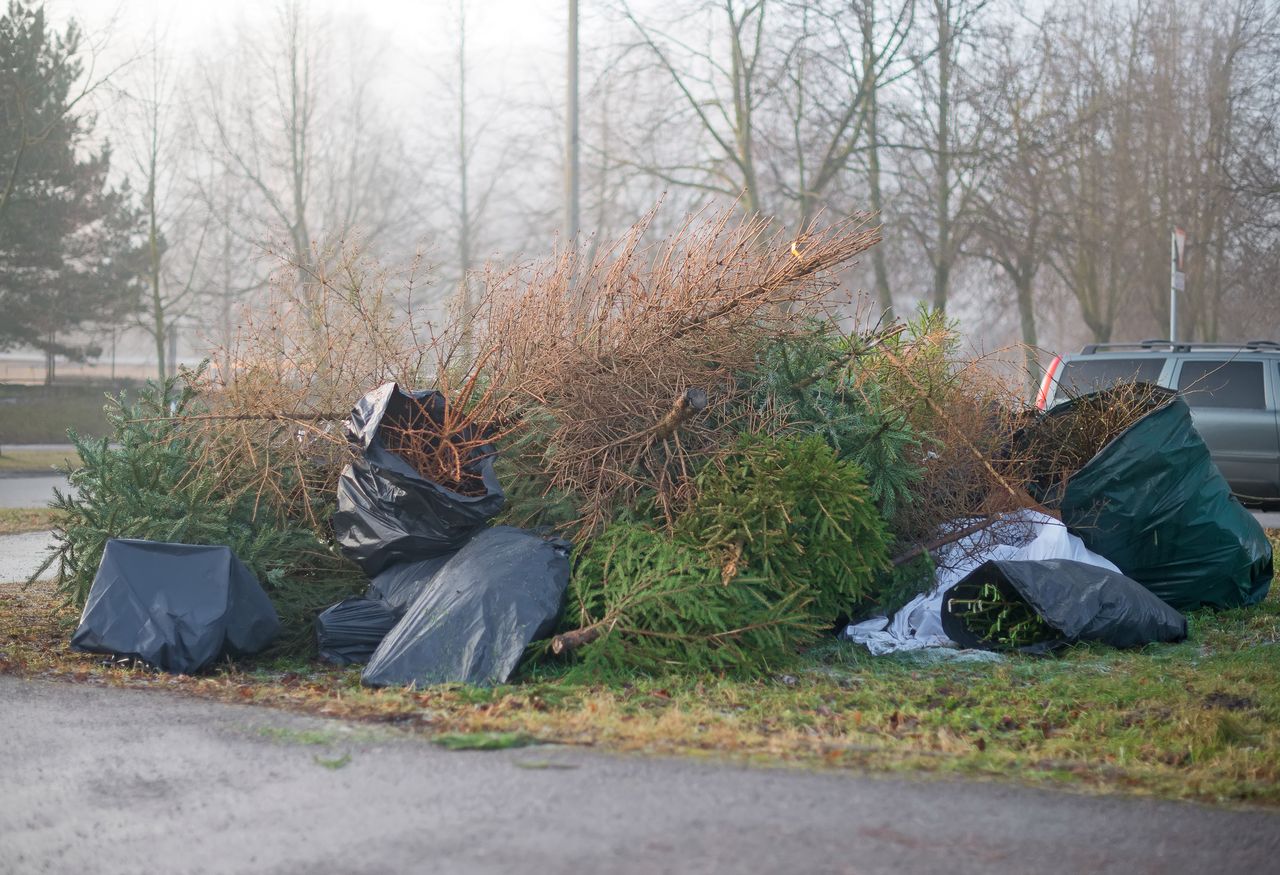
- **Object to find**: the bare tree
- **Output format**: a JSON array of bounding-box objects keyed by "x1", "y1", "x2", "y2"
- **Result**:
[
  {"x1": 1140, "y1": 0, "x2": 1280, "y2": 341},
  {"x1": 895, "y1": 0, "x2": 990, "y2": 314},
  {"x1": 188, "y1": 159, "x2": 265, "y2": 348},
  {"x1": 615, "y1": 0, "x2": 919, "y2": 316},
  {"x1": 1215, "y1": 0, "x2": 1280, "y2": 339},
  {"x1": 1033, "y1": 0, "x2": 1146, "y2": 344},
  {"x1": 1028, "y1": 0, "x2": 1280, "y2": 344},
  {"x1": 115, "y1": 19, "x2": 213, "y2": 380},
  {"x1": 791, "y1": 0, "x2": 918, "y2": 317},
  {"x1": 618, "y1": 0, "x2": 777, "y2": 218},
  {"x1": 194, "y1": 1, "x2": 411, "y2": 280},
  {"x1": 406, "y1": 0, "x2": 532, "y2": 331},
  {"x1": 967, "y1": 18, "x2": 1068, "y2": 388}
]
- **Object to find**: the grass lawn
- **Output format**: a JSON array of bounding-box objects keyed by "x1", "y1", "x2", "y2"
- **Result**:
[
  {"x1": 0, "y1": 381, "x2": 132, "y2": 445},
  {"x1": 0, "y1": 449, "x2": 82, "y2": 474},
  {"x1": 0, "y1": 508, "x2": 63, "y2": 535},
  {"x1": 3, "y1": 534, "x2": 1277, "y2": 807}
]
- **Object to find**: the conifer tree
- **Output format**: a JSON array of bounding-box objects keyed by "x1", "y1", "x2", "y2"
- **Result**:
[{"x1": 0, "y1": 1, "x2": 145, "y2": 382}]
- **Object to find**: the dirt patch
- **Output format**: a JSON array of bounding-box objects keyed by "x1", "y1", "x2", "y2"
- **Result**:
[{"x1": 1202, "y1": 692, "x2": 1255, "y2": 712}]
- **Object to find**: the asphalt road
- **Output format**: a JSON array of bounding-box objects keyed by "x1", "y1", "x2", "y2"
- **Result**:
[
  {"x1": 0, "y1": 531, "x2": 56, "y2": 582},
  {"x1": 2, "y1": 676, "x2": 1278, "y2": 875},
  {"x1": 1254, "y1": 510, "x2": 1280, "y2": 528},
  {"x1": 0, "y1": 474, "x2": 71, "y2": 510}
]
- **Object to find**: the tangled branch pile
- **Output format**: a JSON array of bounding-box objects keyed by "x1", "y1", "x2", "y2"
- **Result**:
[
  {"x1": 478, "y1": 208, "x2": 883, "y2": 533},
  {"x1": 46, "y1": 204, "x2": 1053, "y2": 670},
  {"x1": 373, "y1": 383, "x2": 504, "y2": 498},
  {"x1": 1015, "y1": 381, "x2": 1170, "y2": 505},
  {"x1": 188, "y1": 244, "x2": 442, "y2": 530}
]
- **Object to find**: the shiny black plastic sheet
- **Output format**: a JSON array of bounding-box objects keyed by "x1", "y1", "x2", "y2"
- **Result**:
[
  {"x1": 941, "y1": 558, "x2": 1187, "y2": 652},
  {"x1": 362, "y1": 527, "x2": 570, "y2": 687},
  {"x1": 367, "y1": 553, "x2": 455, "y2": 616},
  {"x1": 316, "y1": 597, "x2": 399, "y2": 665},
  {"x1": 71, "y1": 539, "x2": 279, "y2": 673},
  {"x1": 332, "y1": 383, "x2": 504, "y2": 576}
]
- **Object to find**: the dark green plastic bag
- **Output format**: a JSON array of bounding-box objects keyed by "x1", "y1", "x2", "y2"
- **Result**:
[{"x1": 1031, "y1": 388, "x2": 1272, "y2": 611}]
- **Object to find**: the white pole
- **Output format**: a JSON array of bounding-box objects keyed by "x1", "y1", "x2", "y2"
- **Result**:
[
  {"x1": 1169, "y1": 229, "x2": 1178, "y2": 342},
  {"x1": 565, "y1": 0, "x2": 580, "y2": 243}
]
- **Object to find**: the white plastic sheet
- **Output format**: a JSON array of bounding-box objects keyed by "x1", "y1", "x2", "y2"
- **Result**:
[{"x1": 844, "y1": 510, "x2": 1119, "y2": 655}]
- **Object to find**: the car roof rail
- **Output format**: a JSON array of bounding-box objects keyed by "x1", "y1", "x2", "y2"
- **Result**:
[
  {"x1": 1078, "y1": 340, "x2": 1279, "y2": 355},
  {"x1": 1080, "y1": 339, "x2": 1185, "y2": 354}
]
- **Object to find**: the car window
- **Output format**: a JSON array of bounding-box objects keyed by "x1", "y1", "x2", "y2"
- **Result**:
[
  {"x1": 1058, "y1": 358, "x2": 1165, "y2": 397},
  {"x1": 1176, "y1": 360, "x2": 1266, "y2": 409}
]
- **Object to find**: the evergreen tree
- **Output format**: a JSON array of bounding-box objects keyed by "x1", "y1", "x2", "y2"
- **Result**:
[{"x1": 0, "y1": 1, "x2": 144, "y2": 382}]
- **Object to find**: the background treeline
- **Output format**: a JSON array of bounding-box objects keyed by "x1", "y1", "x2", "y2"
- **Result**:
[{"x1": 2, "y1": 0, "x2": 1278, "y2": 389}]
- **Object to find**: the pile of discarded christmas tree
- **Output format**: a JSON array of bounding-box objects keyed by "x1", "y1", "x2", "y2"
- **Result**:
[{"x1": 46, "y1": 206, "x2": 1272, "y2": 683}]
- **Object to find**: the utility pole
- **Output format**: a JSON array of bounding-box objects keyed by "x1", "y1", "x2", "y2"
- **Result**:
[
  {"x1": 1170, "y1": 227, "x2": 1186, "y2": 342},
  {"x1": 564, "y1": 0, "x2": 580, "y2": 242},
  {"x1": 458, "y1": 0, "x2": 472, "y2": 319}
]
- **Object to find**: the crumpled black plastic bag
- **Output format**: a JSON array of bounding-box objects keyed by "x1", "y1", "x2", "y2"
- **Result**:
[
  {"x1": 71, "y1": 539, "x2": 280, "y2": 673},
  {"x1": 367, "y1": 553, "x2": 455, "y2": 616},
  {"x1": 362, "y1": 526, "x2": 571, "y2": 688},
  {"x1": 315, "y1": 597, "x2": 399, "y2": 665},
  {"x1": 332, "y1": 382, "x2": 505, "y2": 576},
  {"x1": 940, "y1": 558, "x2": 1187, "y2": 652}
]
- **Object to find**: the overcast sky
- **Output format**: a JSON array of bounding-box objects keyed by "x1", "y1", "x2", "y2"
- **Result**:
[
  {"x1": 46, "y1": 0, "x2": 574, "y2": 121},
  {"x1": 48, "y1": 0, "x2": 569, "y2": 59}
]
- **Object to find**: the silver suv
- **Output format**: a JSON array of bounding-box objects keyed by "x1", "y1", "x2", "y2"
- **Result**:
[{"x1": 1036, "y1": 340, "x2": 1280, "y2": 505}]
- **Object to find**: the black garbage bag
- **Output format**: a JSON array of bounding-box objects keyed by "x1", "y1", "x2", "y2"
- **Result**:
[
  {"x1": 367, "y1": 553, "x2": 455, "y2": 616},
  {"x1": 362, "y1": 526, "x2": 571, "y2": 688},
  {"x1": 332, "y1": 382, "x2": 505, "y2": 576},
  {"x1": 315, "y1": 597, "x2": 399, "y2": 665},
  {"x1": 71, "y1": 539, "x2": 280, "y2": 673},
  {"x1": 1028, "y1": 388, "x2": 1272, "y2": 611},
  {"x1": 940, "y1": 558, "x2": 1187, "y2": 652}
]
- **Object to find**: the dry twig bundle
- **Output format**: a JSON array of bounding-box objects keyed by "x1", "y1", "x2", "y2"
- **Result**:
[
  {"x1": 845, "y1": 322, "x2": 1042, "y2": 572},
  {"x1": 186, "y1": 241, "x2": 461, "y2": 530},
  {"x1": 475, "y1": 206, "x2": 882, "y2": 534},
  {"x1": 1016, "y1": 381, "x2": 1168, "y2": 503},
  {"x1": 374, "y1": 382, "x2": 507, "y2": 498}
]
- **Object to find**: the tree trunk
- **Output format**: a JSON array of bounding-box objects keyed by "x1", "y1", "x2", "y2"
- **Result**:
[
  {"x1": 1015, "y1": 274, "x2": 1039, "y2": 395},
  {"x1": 728, "y1": 2, "x2": 763, "y2": 219},
  {"x1": 456, "y1": 0, "x2": 474, "y2": 348},
  {"x1": 148, "y1": 153, "x2": 166, "y2": 382},
  {"x1": 286, "y1": 3, "x2": 312, "y2": 278},
  {"x1": 862, "y1": 8, "x2": 895, "y2": 321},
  {"x1": 932, "y1": 1, "x2": 953, "y2": 313},
  {"x1": 565, "y1": 0, "x2": 580, "y2": 240},
  {"x1": 44, "y1": 336, "x2": 55, "y2": 386}
]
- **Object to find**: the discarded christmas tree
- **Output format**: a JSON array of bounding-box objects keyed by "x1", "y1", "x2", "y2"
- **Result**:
[
  {"x1": 945, "y1": 580, "x2": 1055, "y2": 650},
  {"x1": 554, "y1": 521, "x2": 818, "y2": 673},
  {"x1": 553, "y1": 435, "x2": 892, "y2": 672}
]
